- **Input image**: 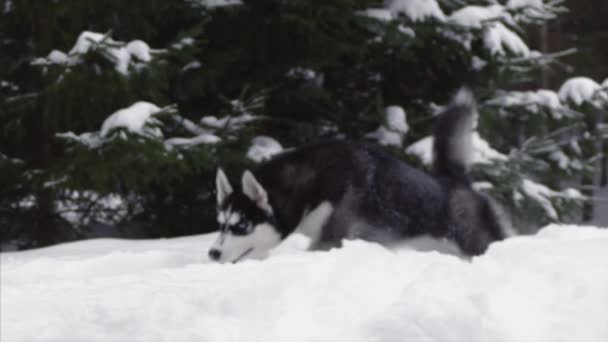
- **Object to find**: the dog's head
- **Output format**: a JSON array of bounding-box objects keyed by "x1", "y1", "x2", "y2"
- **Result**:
[{"x1": 208, "y1": 168, "x2": 282, "y2": 263}]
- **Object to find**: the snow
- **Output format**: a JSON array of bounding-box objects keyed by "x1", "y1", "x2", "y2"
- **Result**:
[
  {"x1": 473, "y1": 181, "x2": 494, "y2": 191},
  {"x1": 406, "y1": 132, "x2": 507, "y2": 166},
  {"x1": 448, "y1": 5, "x2": 510, "y2": 29},
  {"x1": 47, "y1": 50, "x2": 69, "y2": 64},
  {"x1": 361, "y1": 0, "x2": 446, "y2": 23},
  {"x1": 200, "y1": 113, "x2": 256, "y2": 130},
  {"x1": 507, "y1": 0, "x2": 544, "y2": 9},
  {"x1": 286, "y1": 67, "x2": 318, "y2": 81},
  {"x1": 487, "y1": 89, "x2": 567, "y2": 119},
  {"x1": 484, "y1": 22, "x2": 529, "y2": 56},
  {"x1": 57, "y1": 102, "x2": 170, "y2": 148},
  {"x1": 558, "y1": 77, "x2": 606, "y2": 107},
  {"x1": 100, "y1": 102, "x2": 162, "y2": 137},
  {"x1": 549, "y1": 149, "x2": 570, "y2": 169},
  {"x1": 366, "y1": 106, "x2": 409, "y2": 147},
  {"x1": 406, "y1": 136, "x2": 433, "y2": 164},
  {"x1": 171, "y1": 37, "x2": 195, "y2": 50},
  {"x1": 447, "y1": 4, "x2": 529, "y2": 56},
  {"x1": 471, "y1": 55, "x2": 487, "y2": 70},
  {"x1": 164, "y1": 134, "x2": 221, "y2": 147},
  {"x1": 366, "y1": 126, "x2": 404, "y2": 147},
  {"x1": 360, "y1": 8, "x2": 393, "y2": 22},
  {"x1": 0, "y1": 80, "x2": 19, "y2": 91},
  {"x1": 2, "y1": 224, "x2": 608, "y2": 342},
  {"x1": 506, "y1": 0, "x2": 555, "y2": 20},
  {"x1": 398, "y1": 25, "x2": 416, "y2": 37},
  {"x1": 384, "y1": 0, "x2": 446, "y2": 22},
  {"x1": 246, "y1": 136, "x2": 283, "y2": 163},
  {"x1": 181, "y1": 60, "x2": 202, "y2": 72},
  {"x1": 32, "y1": 31, "x2": 155, "y2": 75},
  {"x1": 125, "y1": 40, "x2": 152, "y2": 62},
  {"x1": 520, "y1": 179, "x2": 585, "y2": 220},
  {"x1": 56, "y1": 131, "x2": 105, "y2": 149},
  {"x1": 194, "y1": 0, "x2": 243, "y2": 8},
  {"x1": 385, "y1": 106, "x2": 409, "y2": 133},
  {"x1": 489, "y1": 89, "x2": 561, "y2": 109}
]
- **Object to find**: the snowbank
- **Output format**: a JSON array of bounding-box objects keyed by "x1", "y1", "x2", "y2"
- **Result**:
[{"x1": 2, "y1": 225, "x2": 607, "y2": 342}]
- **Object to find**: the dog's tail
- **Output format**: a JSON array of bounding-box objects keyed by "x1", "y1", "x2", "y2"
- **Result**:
[{"x1": 433, "y1": 87, "x2": 477, "y2": 185}]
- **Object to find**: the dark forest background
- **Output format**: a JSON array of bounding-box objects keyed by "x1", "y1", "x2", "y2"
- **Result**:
[{"x1": 1, "y1": 0, "x2": 606, "y2": 250}]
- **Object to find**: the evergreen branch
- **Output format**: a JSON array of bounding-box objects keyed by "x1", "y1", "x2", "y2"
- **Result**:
[
  {"x1": 4, "y1": 92, "x2": 39, "y2": 104},
  {"x1": 509, "y1": 48, "x2": 578, "y2": 64}
]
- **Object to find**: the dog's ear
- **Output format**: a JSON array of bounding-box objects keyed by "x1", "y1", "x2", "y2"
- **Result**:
[
  {"x1": 216, "y1": 168, "x2": 233, "y2": 205},
  {"x1": 242, "y1": 170, "x2": 270, "y2": 211}
]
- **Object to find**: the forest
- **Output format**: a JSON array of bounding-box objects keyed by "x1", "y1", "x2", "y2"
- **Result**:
[{"x1": 1, "y1": 0, "x2": 607, "y2": 250}]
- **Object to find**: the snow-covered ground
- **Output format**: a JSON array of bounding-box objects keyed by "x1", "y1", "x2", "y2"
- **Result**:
[{"x1": 2, "y1": 225, "x2": 608, "y2": 342}]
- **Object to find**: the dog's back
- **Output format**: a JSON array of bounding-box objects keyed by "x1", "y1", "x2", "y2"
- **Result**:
[{"x1": 254, "y1": 140, "x2": 450, "y2": 246}]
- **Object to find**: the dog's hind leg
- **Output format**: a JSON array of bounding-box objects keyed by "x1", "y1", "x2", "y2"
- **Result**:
[{"x1": 448, "y1": 187, "x2": 506, "y2": 255}]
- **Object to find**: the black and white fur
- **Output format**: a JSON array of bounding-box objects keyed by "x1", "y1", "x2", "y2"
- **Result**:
[{"x1": 209, "y1": 88, "x2": 507, "y2": 263}]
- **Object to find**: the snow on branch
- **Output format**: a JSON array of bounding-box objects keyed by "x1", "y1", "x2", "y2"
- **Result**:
[
  {"x1": 359, "y1": 8, "x2": 394, "y2": 22},
  {"x1": 366, "y1": 106, "x2": 409, "y2": 147},
  {"x1": 447, "y1": 4, "x2": 532, "y2": 57},
  {"x1": 57, "y1": 102, "x2": 166, "y2": 148},
  {"x1": 385, "y1": 0, "x2": 446, "y2": 22},
  {"x1": 360, "y1": 0, "x2": 446, "y2": 23},
  {"x1": 32, "y1": 31, "x2": 160, "y2": 75},
  {"x1": 58, "y1": 102, "x2": 220, "y2": 149},
  {"x1": 486, "y1": 89, "x2": 577, "y2": 119},
  {"x1": 483, "y1": 22, "x2": 529, "y2": 56},
  {"x1": 558, "y1": 77, "x2": 608, "y2": 108},
  {"x1": 189, "y1": 0, "x2": 243, "y2": 9},
  {"x1": 448, "y1": 4, "x2": 514, "y2": 28},
  {"x1": 247, "y1": 136, "x2": 283, "y2": 163},
  {"x1": 406, "y1": 132, "x2": 507, "y2": 166},
  {"x1": 520, "y1": 179, "x2": 584, "y2": 220},
  {"x1": 506, "y1": 0, "x2": 567, "y2": 23},
  {"x1": 100, "y1": 102, "x2": 165, "y2": 138}
]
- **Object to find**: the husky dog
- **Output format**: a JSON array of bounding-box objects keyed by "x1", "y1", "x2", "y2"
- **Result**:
[{"x1": 209, "y1": 88, "x2": 507, "y2": 263}]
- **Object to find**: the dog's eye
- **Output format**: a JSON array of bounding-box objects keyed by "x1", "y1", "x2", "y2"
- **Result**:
[{"x1": 230, "y1": 222, "x2": 250, "y2": 235}]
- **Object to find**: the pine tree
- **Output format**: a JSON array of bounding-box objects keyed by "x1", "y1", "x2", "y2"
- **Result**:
[
  {"x1": 1, "y1": 1, "x2": 212, "y2": 247},
  {"x1": 2, "y1": 0, "x2": 606, "y2": 249}
]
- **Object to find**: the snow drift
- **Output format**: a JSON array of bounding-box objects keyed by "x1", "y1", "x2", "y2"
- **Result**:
[{"x1": 2, "y1": 225, "x2": 608, "y2": 342}]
